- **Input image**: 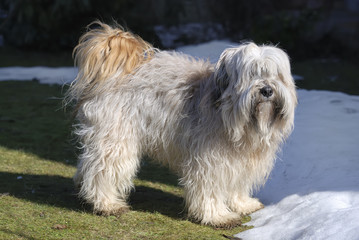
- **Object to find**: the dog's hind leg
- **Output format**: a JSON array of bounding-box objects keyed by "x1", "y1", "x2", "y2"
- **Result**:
[{"x1": 74, "y1": 125, "x2": 140, "y2": 216}]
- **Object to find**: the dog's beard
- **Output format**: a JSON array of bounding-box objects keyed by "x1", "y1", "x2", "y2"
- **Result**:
[
  {"x1": 250, "y1": 92, "x2": 284, "y2": 136},
  {"x1": 253, "y1": 100, "x2": 276, "y2": 135}
]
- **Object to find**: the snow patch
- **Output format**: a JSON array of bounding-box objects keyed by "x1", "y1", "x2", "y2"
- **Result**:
[
  {"x1": 177, "y1": 40, "x2": 235, "y2": 63},
  {"x1": 0, "y1": 66, "x2": 77, "y2": 84},
  {"x1": 154, "y1": 23, "x2": 225, "y2": 49}
]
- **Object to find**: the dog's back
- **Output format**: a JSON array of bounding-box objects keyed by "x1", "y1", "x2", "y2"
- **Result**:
[
  {"x1": 67, "y1": 21, "x2": 212, "y2": 118},
  {"x1": 68, "y1": 21, "x2": 216, "y2": 169}
]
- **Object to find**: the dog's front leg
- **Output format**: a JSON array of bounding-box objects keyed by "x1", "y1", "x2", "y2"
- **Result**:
[
  {"x1": 228, "y1": 193, "x2": 264, "y2": 215},
  {"x1": 180, "y1": 164, "x2": 242, "y2": 228}
]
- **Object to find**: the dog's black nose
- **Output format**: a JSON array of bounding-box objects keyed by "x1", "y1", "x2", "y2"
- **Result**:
[{"x1": 260, "y1": 86, "x2": 273, "y2": 98}]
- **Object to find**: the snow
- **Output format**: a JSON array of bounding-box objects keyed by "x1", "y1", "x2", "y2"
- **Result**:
[
  {"x1": 0, "y1": 66, "x2": 77, "y2": 84},
  {"x1": 1, "y1": 40, "x2": 359, "y2": 239},
  {"x1": 154, "y1": 23, "x2": 226, "y2": 49},
  {"x1": 177, "y1": 40, "x2": 235, "y2": 63}
]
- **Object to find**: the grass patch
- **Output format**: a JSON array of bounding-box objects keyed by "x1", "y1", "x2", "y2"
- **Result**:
[
  {"x1": 292, "y1": 59, "x2": 359, "y2": 95},
  {"x1": 0, "y1": 80, "x2": 251, "y2": 239},
  {"x1": 0, "y1": 48, "x2": 73, "y2": 67}
]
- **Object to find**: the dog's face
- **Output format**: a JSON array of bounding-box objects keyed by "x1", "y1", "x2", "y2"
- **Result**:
[{"x1": 214, "y1": 43, "x2": 297, "y2": 142}]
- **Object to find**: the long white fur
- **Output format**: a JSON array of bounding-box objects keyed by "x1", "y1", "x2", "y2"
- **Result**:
[{"x1": 68, "y1": 22, "x2": 297, "y2": 227}]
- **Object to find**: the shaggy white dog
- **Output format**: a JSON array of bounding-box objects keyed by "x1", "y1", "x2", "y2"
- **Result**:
[{"x1": 67, "y1": 21, "x2": 297, "y2": 228}]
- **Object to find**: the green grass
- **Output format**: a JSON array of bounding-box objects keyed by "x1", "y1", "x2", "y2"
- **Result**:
[
  {"x1": 292, "y1": 59, "x2": 359, "y2": 95},
  {"x1": 0, "y1": 48, "x2": 73, "y2": 67},
  {"x1": 0, "y1": 80, "x2": 251, "y2": 239}
]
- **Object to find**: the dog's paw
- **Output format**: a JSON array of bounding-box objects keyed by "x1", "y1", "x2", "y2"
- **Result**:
[
  {"x1": 230, "y1": 197, "x2": 264, "y2": 215},
  {"x1": 201, "y1": 212, "x2": 242, "y2": 230},
  {"x1": 212, "y1": 218, "x2": 242, "y2": 230},
  {"x1": 94, "y1": 203, "x2": 130, "y2": 217}
]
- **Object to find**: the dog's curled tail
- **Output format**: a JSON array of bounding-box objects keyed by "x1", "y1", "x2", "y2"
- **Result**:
[{"x1": 67, "y1": 21, "x2": 154, "y2": 106}]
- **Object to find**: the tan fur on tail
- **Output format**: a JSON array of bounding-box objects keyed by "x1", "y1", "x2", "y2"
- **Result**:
[{"x1": 67, "y1": 21, "x2": 154, "y2": 106}]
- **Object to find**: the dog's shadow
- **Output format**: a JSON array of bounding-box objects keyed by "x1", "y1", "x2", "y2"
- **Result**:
[
  {"x1": 131, "y1": 158, "x2": 185, "y2": 219},
  {"x1": 129, "y1": 185, "x2": 185, "y2": 219},
  {"x1": 0, "y1": 171, "x2": 80, "y2": 211},
  {"x1": 0, "y1": 169, "x2": 185, "y2": 220}
]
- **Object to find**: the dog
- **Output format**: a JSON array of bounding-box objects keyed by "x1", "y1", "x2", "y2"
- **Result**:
[{"x1": 66, "y1": 21, "x2": 297, "y2": 228}]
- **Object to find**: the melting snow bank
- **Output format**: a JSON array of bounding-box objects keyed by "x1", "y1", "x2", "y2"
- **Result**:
[
  {"x1": 177, "y1": 40, "x2": 235, "y2": 63},
  {"x1": 236, "y1": 90, "x2": 359, "y2": 240},
  {"x1": 0, "y1": 66, "x2": 77, "y2": 85},
  {"x1": 238, "y1": 192, "x2": 359, "y2": 240},
  {"x1": 154, "y1": 23, "x2": 226, "y2": 49},
  {"x1": 0, "y1": 40, "x2": 303, "y2": 83}
]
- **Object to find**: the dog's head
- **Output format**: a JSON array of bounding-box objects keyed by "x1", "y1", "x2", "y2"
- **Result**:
[{"x1": 213, "y1": 43, "x2": 297, "y2": 143}]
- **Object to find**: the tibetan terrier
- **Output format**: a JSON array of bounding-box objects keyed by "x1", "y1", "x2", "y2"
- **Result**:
[{"x1": 67, "y1": 21, "x2": 297, "y2": 228}]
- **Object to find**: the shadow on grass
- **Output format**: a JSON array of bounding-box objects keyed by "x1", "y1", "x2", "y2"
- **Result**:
[
  {"x1": 0, "y1": 172, "x2": 79, "y2": 210},
  {"x1": 0, "y1": 81, "x2": 76, "y2": 165},
  {"x1": 137, "y1": 158, "x2": 180, "y2": 187},
  {"x1": 130, "y1": 185, "x2": 184, "y2": 219},
  {"x1": 0, "y1": 171, "x2": 184, "y2": 220}
]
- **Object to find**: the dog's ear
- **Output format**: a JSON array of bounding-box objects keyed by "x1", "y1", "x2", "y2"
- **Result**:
[
  {"x1": 212, "y1": 49, "x2": 233, "y2": 104},
  {"x1": 215, "y1": 61, "x2": 230, "y2": 93}
]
